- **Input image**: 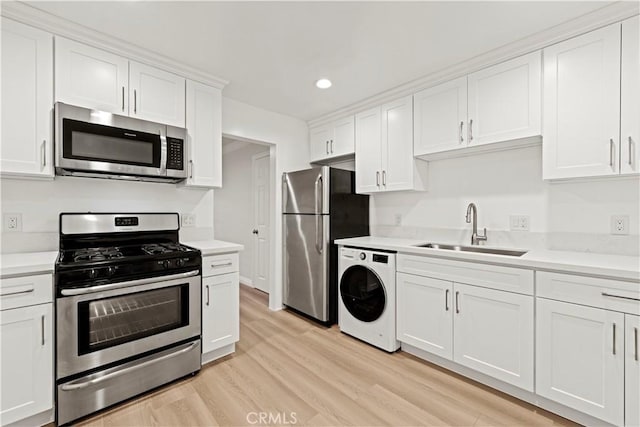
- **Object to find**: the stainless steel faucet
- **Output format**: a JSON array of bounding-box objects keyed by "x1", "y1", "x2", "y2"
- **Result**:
[{"x1": 465, "y1": 203, "x2": 487, "y2": 245}]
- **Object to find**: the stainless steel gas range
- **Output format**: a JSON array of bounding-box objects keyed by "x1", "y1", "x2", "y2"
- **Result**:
[{"x1": 55, "y1": 213, "x2": 201, "y2": 425}]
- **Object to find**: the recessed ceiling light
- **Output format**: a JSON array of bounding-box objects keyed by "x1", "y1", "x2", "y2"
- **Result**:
[{"x1": 316, "y1": 78, "x2": 332, "y2": 89}]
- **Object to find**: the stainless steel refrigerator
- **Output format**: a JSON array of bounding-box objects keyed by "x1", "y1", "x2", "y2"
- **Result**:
[{"x1": 283, "y1": 166, "x2": 369, "y2": 324}]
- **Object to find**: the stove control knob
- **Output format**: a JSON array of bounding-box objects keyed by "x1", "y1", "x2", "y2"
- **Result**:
[
  {"x1": 359, "y1": 252, "x2": 366, "y2": 260},
  {"x1": 88, "y1": 269, "x2": 97, "y2": 279},
  {"x1": 176, "y1": 258, "x2": 185, "y2": 267},
  {"x1": 162, "y1": 260, "x2": 170, "y2": 269},
  {"x1": 107, "y1": 266, "x2": 116, "y2": 276}
]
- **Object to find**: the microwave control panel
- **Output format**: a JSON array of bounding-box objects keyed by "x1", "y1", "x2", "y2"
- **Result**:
[{"x1": 166, "y1": 138, "x2": 184, "y2": 170}]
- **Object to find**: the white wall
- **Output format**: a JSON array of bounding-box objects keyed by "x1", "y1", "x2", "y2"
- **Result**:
[
  {"x1": 214, "y1": 142, "x2": 270, "y2": 284},
  {"x1": 221, "y1": 97, "x2": 309, "y2": 310},
  {"x1": 371, "y1": 145, "x2": 640, "y2": 255},
  {"x1": 0, "y1": 177, "x2": 213, "y2": 253}
]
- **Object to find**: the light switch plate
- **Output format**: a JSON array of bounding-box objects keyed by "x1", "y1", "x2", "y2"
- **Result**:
[{"x1": 611, "y1": 215, "x2": 629, "y2": 235}]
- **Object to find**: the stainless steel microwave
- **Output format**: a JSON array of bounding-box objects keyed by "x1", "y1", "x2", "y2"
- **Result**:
[{"x1": 55, "y1": 102, "x2": 187, "y2": 183}]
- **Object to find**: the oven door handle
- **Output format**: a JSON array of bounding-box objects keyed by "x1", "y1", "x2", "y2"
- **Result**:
[
  {"x1": 60, "y1": 270, "x2": 200, "y2": 296},
  {"x1": 59, "y1": 341, "x2": 199, "y2": 391}
]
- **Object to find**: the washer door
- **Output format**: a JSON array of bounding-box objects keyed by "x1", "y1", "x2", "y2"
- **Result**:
[{"x1": 340, "y1": 265, "x2": 386, "y2": 322}]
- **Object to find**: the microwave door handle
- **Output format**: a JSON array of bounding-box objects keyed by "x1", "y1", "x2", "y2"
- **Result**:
[{"x1": 160, "y1": 133, "x2": 167, "y2": 175}]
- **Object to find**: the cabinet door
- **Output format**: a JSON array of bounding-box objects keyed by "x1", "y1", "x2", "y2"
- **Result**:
[
  {"x1": 129, "y1": 61, "x2": 186, "y2": 127},
  {"x1": 543, "y1": 24, "x2": 621, "y2": 179},
  {"x1": 396, "y1": 273, "x2": 453, "y2": 359},
  {"x1": 1, "y1": 19, "x2": 53, "y2": 178},
  {"x1": 331, "y1": 116, "x2": 355, "y2": 157},
  {"x1": 468, "y1": 51, "x2": 541, "y2": 147},
  {"x1": 536, "y1": 298, "x2": 624, "y2": 426},
  {"x1": 185, "y1": 80, "x2": 222, "y2": 188},
  {"x1": 355, "y1": 107, "x2": 382, "y2": 193},
  {"x1": 413, "y1": 76, "x2": 467, "y2": 155},
  {"x1": 1, "y1": 304, "x2": 53, "y2": 425},
  {"x1": 453, "y1": 283, "x2": 534, "y2": 391},
  {"x1": 55, "y1": 37, "x2": 128, "y2": 114},
  {"x1": 202, "y1": 272, "x2": 239, "y2": 354},
  {"x1": 626, "y1": 314, "x2": 640, "y2": 427},
  {"x1": 309, "y1": 125, "x2": 332, "y2": 163},
  {"x1": 621, "y1": 16, "x2": 639, "y2": 175},
  {"x1": 381, "y1": 95, "x2": 414, "y2": 191}
]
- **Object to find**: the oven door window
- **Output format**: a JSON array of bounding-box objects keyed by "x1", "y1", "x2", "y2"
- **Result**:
[
  {"x1": 77, "y1": 284, "x2": 189, "y2": 355},
  {"x1": 63, "y1": 118, "x2": 162, "y2": 167}
]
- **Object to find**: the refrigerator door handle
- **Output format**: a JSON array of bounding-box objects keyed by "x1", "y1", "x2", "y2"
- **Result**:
[
  {"x1": 315, "y1": 174, "x2": 323, "y2": 254},
  {"x1": 315, "y1": 215, "x2": 323, "y2": 254}
]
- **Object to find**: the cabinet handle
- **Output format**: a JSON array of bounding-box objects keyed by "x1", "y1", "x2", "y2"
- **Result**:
[
  {"x1": 211, "y1": 262, "x2": 233, "y2": 268},
  {"x1": 0, "y1": 288, "x2": 34, "y2": 297},
  {"x1": 445, "y1": 289, "x2": 450, "y2": 311},
  {"x1": 601, "y1": 292, "x2": 640, "y2": 302},
  {"x1": 459, "y1": 121, "x2": 464, "y2": 144},
  {"x1": 629, "y1": 137, "x2": 634, "y2": 169},
  {"x1": 609, "y1": 138, "x2": 615, "y2": 170},
  {"x1": 122, "y1": 86, "x2": 125, "y2": 112},
  {"x1": 205, "y1": 285, "x2": 210, "y2": 306},
  {"x1": 455, "y1": 291, "x2": 460, "y2": 314},
  {"x1": 613, "y1": 323, "x2": 616, "y2": 355},
  {"x1": 330, "y1": 139, "x2": 334, "y2": 153},
  {"x1": 189, "y1": 160, "x2": 194, "y2": 179},
  {"x1": 40, "y1": 140, "x2": 46, "y2": 168},
  {"x1": 41, "y1": 315, "x2": 45, "y2": 346},
  {"x1": 635, "y1": 327, "x2": 638, "y2": 362},
  {"x1": 468, "y1": 119, "x2": 473, "y2": 142},
  {"x1": 376, "y1": 171, "x2": 380, "y2": 187},
  {"x1": 382, "y1": 170, "x2": 387, "y2": 186},
  {"x1": 326, "y1": 141, "x2": 329, "y2": 155},
  {"x1": 134, "y1": 89, "x2": 137, "y2": 114}
]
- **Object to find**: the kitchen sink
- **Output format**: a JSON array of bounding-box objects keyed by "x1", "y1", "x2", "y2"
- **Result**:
[{"x1": 415, "y1": 243, "x2": 527, "y2": 257}]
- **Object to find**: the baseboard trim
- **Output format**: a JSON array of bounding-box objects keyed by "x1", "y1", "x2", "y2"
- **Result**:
[
  {"x1": 201, "y1": 343, "x2": 236, "y2": 365},
  {"x1": 239, "y1": 275, "x2": 253, "y2": 287}
]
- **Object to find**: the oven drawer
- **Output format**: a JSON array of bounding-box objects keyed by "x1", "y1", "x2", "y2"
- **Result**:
[
  {"x1": 202, "y1": 253, "x2": 239, "y2": 277},
  {"x1": 1, "y1": 274, "x2": 52, "y2": 311}
]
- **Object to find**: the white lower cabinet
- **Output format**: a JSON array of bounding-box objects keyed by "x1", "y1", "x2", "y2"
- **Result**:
[
  {"x1": 536, "y1": 298, "x2": 624, "y2": 426},
  {"x1": 0, "y1": 303, "x2": 53, "y2": 426},
  {"x1": 626, "y1": 314, "x2": 640, "y2": 427}
]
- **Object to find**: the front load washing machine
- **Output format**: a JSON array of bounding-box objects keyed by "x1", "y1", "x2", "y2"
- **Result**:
[{"x1": 338, "y1": 247, "x2": 399, "y2": 352}]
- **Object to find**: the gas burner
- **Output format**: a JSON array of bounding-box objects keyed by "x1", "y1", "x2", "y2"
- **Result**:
[
  {"x1": 142, "y1": 243, "x2": 189, "y2": 255},
  {"x1": 73, "y1": 247, "x2": 123, "y2": 262}
]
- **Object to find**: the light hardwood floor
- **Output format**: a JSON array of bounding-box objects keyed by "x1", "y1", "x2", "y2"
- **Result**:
[{"x1": 76, "y1": 285, "x2": 577, "y2": 427}]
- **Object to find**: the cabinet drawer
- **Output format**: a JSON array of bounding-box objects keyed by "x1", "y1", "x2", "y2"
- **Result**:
[
  {"x1": 0, "y1": 274, "x2": 52, "y2": 311},
  {"x1": 202, "y1": 253, "x2": 239, "y2": 277},
  {"x1": 397, "y1": 254, "x2": 533, "y2": 295},
  {"x1": 537, "y1": 271, "x2": 640, "y2": 315}
]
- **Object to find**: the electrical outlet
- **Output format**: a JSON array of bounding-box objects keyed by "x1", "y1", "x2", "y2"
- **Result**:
[
  {"x1": 611, "y1": 215, "x2": 629, "y2": 235},
  {"x1": 3, "y1": 213, "x2": 22, "y2": 232},
  {"x1": 394, "y1": 214, "x2": 402, "y2": 226},
  {"x1": 509, "y1": 215, "x2": 530, "y2": 231},
  {"x1": 181, "y1": 213, "x2": 196, "y2": 228}
]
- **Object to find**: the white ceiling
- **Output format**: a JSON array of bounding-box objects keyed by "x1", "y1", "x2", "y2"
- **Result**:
[{"x1": 27, "y1": 1, "x2": 613, "y2": 121}]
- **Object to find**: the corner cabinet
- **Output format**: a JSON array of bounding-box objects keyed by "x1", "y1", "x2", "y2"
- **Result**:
[
  {"x1": 355, "y1": 96, "x2": 427, "y2": 193},
  {"x1": 0, "y1": 274, "x2": 54, "y2": 427},
  {"x1": 201, "y1": 253, "x2": 240, "y2": 364},
  {"x1": 1, "y1": 18, "x2": 53, "y2": 179},
  {"x1": 309, "y1": 116, "x2": 355, "y2": 163},
  {"x1": 184, "y1": 80, "x2": 222, "y2": 188}
]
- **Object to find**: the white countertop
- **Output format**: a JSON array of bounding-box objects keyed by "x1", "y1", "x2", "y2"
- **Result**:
[
  {"x1": 181, "y1": 239, "x2": 244, "y2": 256},
  {"x1": 335, "y1": 236, "x2": 640, "y2": 282},
  {"x1": 0, "y1": 251, "x2": 58, "y2": 278}
]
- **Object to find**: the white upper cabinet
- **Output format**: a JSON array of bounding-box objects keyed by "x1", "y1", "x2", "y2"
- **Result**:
[
  {"x1": 543, "y1": 23, "x2": 622, "y2": 179},
  {"x1": 621, "y1": 16, "x2": 639, "y2": 175},
  {"x1": 467, "y1": 51, "x2": 541, "y2": 147},
  {"x1": 1, "y1": 19, "x2": 53, "y2": 179},
  {"x1": 129, "y1": 61, "x2": 186, "y2": 127},
  {"x1": 184, "y1": 80, "x2": 222, "y2": 188},
  {"x1": 55, "y1": 37, "x2": 128, "y2": 114},
  {"x1": 414, "y1": 76, "x2": 467, "y2": 156},
  {"x1": 309, "y1": 116, "x2": 355, "y2": 163},
  {"x1": 355, "y1": 108, "x2": 383, "y2": 193}
]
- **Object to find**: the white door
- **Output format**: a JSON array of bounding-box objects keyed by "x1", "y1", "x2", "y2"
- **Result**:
[
  {"x1": 413, "y1": 76, "x2": 467, "y2": 156},
  {"x1": 129, "y1": 61, "x2": 186, "y2": 127},
  {"x1": 0, "y1": 304, "x2": 53, "y2": 425},
  {"x1": 453, "y1": 283, "x2": 534, "y2": 391},
  {"x1": 355, "y1": 107, "x2": 382, "y2": 194},
  {"x1": 621, "y1": 16, "x2": 640, "y2": 175},
  {"x1": 309, "y1": 125, "x2": 332, "y2": 162},
  {"x1": 396, "y1": 273, "x2": 453, "y2": 359},
  {"x1": 468, "y1": 51, "x2": 541, "y2": 147},
  {"x1": 381, "y1": 95, "x2": 414, "y2": 191},
  {"x1": 1, "y1": 19, "x2": 53, "y2": 178},
  {"x1": 252, "y1": 152, "x2": 271, "y2": 293},
  {"x1": 543, "y1": 23, "x2": 621, "y2": 179},
  {"x1": 331, "y1": 116, "x2": 355, "y2": 157},
  {"x1": 536, "y1": 298, "x2": 624, "y2": 426},
  {"x1": 626, "y1": 314, "x2": 640, "y2": 427},
  {"x1": 55, "y1": 36, "x2": 128, "y2": 114},
  {"x1": 185, "y1": 80, "x2": 222, "y2": 188},
  {"x1": 202, "y1": 273, "x2": 239, "y2": 353}
]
